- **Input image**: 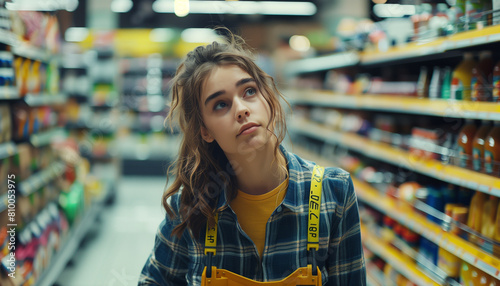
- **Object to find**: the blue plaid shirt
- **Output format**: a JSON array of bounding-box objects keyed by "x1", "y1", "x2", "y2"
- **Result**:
[{"x1": 139, "y1": 145, "x2": 366, "y2": 285}]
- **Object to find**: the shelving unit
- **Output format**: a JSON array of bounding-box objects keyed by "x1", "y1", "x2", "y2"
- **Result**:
[
  {"x1": 286, "y1": 25, "x2": 500, "y2": 285},
  {"x1": 33, "y1": 182, "x2": 112, "y2": 286},
  {"x1": 290, "y1": 118, "x2": 500, "y2": 197},
  {"x1": 286, "y1": 90, "x2": 500, "y2": 120},
  {"x1": 361, "y1": 225, "x2": 441, "y2": 286},
  {"x1": 292, "y1": 145, "x2": 500, "y2": 280}
]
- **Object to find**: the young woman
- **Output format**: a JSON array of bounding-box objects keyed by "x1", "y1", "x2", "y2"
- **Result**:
[{"x1": 139, "y1": 32, "x2": 366, "y2": 285}]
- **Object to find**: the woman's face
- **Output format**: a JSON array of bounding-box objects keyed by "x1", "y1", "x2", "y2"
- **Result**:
[{"x1": 200, "y1": 64, "x2": 272, "y2": 156}]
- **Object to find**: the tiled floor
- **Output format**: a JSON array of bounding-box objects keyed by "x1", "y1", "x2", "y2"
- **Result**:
[{"x1": 55, "y1": 176, "x2": 168, "y2": 286}]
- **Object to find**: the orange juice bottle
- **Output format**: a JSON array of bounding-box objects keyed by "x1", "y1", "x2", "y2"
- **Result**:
[
  {"x1": 484, "y1": 121, "x2": 500, "y2": 176},
  {"x1": 451, "y1": 52, "x2": 476, "y2": 100},
  {"x1": 494, "y1": 199, "x2": 500, "y2": 241},
  {"x1": 471, "y1": 51, "x2": 494, "y2": 101},
  {"x1": 458, "y1": 119, "x2": 477, "y2": 169},
  {"x1": 493, "y1": 60, "x2": 500, "y2": 102},
  {"x1": 481, "y1": 195, "x2": 499, "y2": 238},
  {"x1": 468, "y1": 191, "x2": 487, "y2": 233},
  {"x1": 473, "y1": 120, "x2": 492, "y2": 172},
  {"x1": 460, "y1": 261, "x2": 473, "y2": 285}
]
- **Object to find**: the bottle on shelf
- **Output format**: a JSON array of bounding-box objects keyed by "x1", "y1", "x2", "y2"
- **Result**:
[
  {"x1": 467, "y1": 191, "x2": 487, "y2": 241},
  {"x1": 417, "y1": 66, "x2": 430, "y2": 98},
  {"x1": 428, "y1": 66, "x2": 443, "y2": 99},
  {"x1": 471, "y1": 51, "x2": 494, "y2": 102},
  {"x1": 451, "y1": 52, "x2": 476, "y2": 100},
  {"x1": 457, "y1": 119, "x2": 477, "y2": 169},
  {"x1": 472, "y1": 120, "x2": 492, "y2": 172},
  {"x1": 493, "y1": 60, "x2": 500, "y2": 102},
  {"x1": 484, "y1": 121, "x2": 500, "y2": 176},
  {"x1": 481, "y1": 195, "x2": 499, "y2": 238},
  {"x1": 441, "y1": 67, "x2": 453, "y2": 99}
]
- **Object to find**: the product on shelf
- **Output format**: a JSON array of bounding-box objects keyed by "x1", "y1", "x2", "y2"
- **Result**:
[
  {"x1": 438, "y1": 247, "x2": 462, "y2": 279},
  {"x1": 428, "y1": 66, "x2": 443, "y2": 99},
  {"x1": 451, "y1": 52, "x2": 476, "y2": 100},
  {"x1": 0, "y1": 105, "x2": 11, "y2": 143},
  {"x1": 481, "y1": 195, "x2": 499, "y2": 238},
  {"x1": 472, "y1": 120, "x2": 492, "y2": 172},
  {"x1": 468, "y1": 191, "x2": 487, "y2": 235},
  {"x1": 471, "y1": 51, "x2": 494, "y2": 101},
  {"x1": 484, "y1": 121, "x2": 500, "y2": 176},
  {"x1": 416, "y1": 66, "x2": 430, "y2": 98},
  {"x1": 441, "y1": 66, "x2": 453, "y2": 99},
  {"x1": 493, "y1": 60, "x2": 500, "y2": 102},
  {"x1": 457, "y1": 119, "x2": 477, "y2": 169}
]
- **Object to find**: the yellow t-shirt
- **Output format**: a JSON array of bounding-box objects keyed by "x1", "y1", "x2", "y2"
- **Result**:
[{"x1": 230, "y1": 178, "x2": 289, "y2": 259}]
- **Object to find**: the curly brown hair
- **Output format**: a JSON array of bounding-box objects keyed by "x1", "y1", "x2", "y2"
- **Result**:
[{"x1": 163, "y1": 30, "x2": 289, "y2": 239}]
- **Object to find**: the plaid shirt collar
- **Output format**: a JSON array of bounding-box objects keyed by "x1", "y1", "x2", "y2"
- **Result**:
[{"x1": 215, "y1": 144, "x2": 306, "y2": 212}]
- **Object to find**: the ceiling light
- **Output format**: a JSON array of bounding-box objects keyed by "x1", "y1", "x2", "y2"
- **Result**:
[
  {"x1": 174, "y1": 0, "x2": 190, "y2": 17},
  {"x1": 289, "y1": 35, "x2": 310, "y2": 52},
  {"x1": 111, "y1": 0, "x2": 133, "y2": 13},
  {"x1": 373, "y1": 4, "x2": 416, "y2": 18},
  {"x1": 6, "y1": 0, "x2": 79, "y2": 11},
  {"x1": 153, "y1": 0, "x2": 316, "y2": 16},
  {"x1": 65, "y1": 27, "x2": 89, "y2": 42}
]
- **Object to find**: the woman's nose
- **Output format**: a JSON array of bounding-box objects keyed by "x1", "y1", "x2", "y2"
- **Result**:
[{"x1": 234, "y1": 98, "x2": 250, "y2": 120}]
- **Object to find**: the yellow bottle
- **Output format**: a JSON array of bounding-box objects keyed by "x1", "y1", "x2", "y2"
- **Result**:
[
  {"x1": 451, "y1": 52, "x2": 477, "y2": 100},
  {"x1": 468, "y1": 192, "x2": 488, "y2": 232},
  {"x1": 481, "y1": 195, "x2": 499, "y2": 238},
  {"x1": 495, "y1": 199, "x2": 500, "y2": 241},
  {"x1": 460, "y1": 261, "x2": 473, "y2": 285}
]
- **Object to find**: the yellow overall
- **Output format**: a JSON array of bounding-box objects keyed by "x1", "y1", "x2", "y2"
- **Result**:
[{"x1": 201, "y1": 165, "x2": 325, "y2": 286}]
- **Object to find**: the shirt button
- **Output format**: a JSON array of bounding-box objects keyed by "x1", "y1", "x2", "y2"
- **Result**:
[{"x1": 276, "y1": 206, "x2": 282, "y2": 213}]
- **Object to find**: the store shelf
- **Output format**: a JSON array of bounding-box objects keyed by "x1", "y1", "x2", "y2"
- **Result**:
[
  {"x1": 285, "y1": 51, "x2": 359, "y2": 76},
  {"x1": 360, "y1": 225, "x2": 440, "y2": 286},
  {"x1": 0, "y1": 86, "x2": 20, "y2": 99},
  {"x1": 33, "y1": 193, "x2": 106, "y2": 286},
  {"x1": 11, "y1": 42, "x2": 52, "y2": 62},
  {"x1": 360, "y1": 25, "x2": 500, "y2": 65},
  {"x1": 0, "y1": 141, "x2": 17, "y2": 159},
  {"x1": 24, "y1": 93, "x2": 67, "y2": 106},
  {"x1": 286, "y1": 89, "x2": 500, "y2": 120},
  {"x1": 290, "y1": 119, "x2": 500, "y2": 197},
  {"x1": 365, "y1": 262, "x2": 385, "y2": 286},
  {"x1": 293, "y1": 145, "x2": 500, "y2": 280},
  {"x1": 29, "y1": 127, "x2": 66, "y2": 148},
  {"x1": 19, "y1": 161, "x2": 65, "y2": 196},
  {"x1": 0, "y1": 28, "x2": 17, "y2": 46}
]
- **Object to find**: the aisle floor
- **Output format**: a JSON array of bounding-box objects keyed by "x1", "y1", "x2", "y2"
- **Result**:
[{"x1": 55, "y1": 176, "x2": 168, "y2": 286}]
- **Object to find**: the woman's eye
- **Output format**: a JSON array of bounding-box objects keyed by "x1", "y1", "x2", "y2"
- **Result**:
[
  {"x1": 245, "y1": 88, "x2": 256, "y2": 97},
  {"x1": 214, "y1": 101, "x2": 227, "y2": 110}
]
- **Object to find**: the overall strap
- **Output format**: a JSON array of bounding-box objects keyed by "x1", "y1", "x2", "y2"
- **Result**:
[{"x1": 307, "y1": 165, "x2": 325, "y2": 276}]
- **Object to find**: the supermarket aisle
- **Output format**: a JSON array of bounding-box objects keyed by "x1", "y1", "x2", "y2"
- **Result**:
[{"x1": 55, "y1": 176, "x2": 168, "y2": 286}]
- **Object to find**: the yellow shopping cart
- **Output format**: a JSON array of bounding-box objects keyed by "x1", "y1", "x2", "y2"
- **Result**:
[{"x1": 201, "y1": 165, "x2": 325, "y2": 286}]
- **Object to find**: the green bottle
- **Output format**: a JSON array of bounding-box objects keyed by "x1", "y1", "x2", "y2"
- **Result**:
[{"x1": 441, "y1": 67, "x2": 452, "y2": 99}]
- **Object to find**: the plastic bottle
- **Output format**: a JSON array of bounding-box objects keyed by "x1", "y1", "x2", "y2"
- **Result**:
[
  {"x1": 457, "y1": 119, "x2": 477, "y2": 169},
  {"x1": 417, "y1": 66, "x2": 430, "y2": 98},
  {"x1": 441, "y1": 67, "x2": 453, "y2": 99},
  {"x1": 467, "y1": 191, "x2": 487, "y2": 233},
  {"x1": 471, "y1": 51, "x2": 494, "y2": 102},
  {"x1": 493, "y1": 60, "x2": 500, "y2": 102},
  {"x1": 481, "y1": 195, "x2": 499, "y2": 238},
  {"x1": 460, "y1": 261, "x2": 473, "y2": 285},
  {"x1": 494, "y1": 0, "x2": 500, "y2": 26},
  {"x1": 455, "y1": 0, "x2": 467, "y2": 32},
  {"x1": 484, "y1": 121, "x2": 500, "y2": 176},
  {"x1": 466, "y1": 0, "x2": 488, "y2": 30},
  {"x1": 451, "y1": 53, "x2": 476, "y2": 100},
  {"x1": 438, "y1": 248, "x2": 462, "y2": 278},
  {"x1": 472, "y1": 120, "x2": 492, "y2": 172},
  {"x1": 429, "y1": 66, "x2": 443, "y2": 99},
  {"x1": 495, "y1": 199, "x2": 500, "y2": 241}
]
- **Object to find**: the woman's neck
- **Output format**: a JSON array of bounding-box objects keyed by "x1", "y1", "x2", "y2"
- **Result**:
[{"x1": 227, "y1": 142, "x2": 287, "y2": 195}]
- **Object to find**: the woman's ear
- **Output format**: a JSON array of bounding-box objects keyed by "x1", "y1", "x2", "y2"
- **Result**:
[{"x1": 200, "y1": 126, "x2": 215, "y2": 143}]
